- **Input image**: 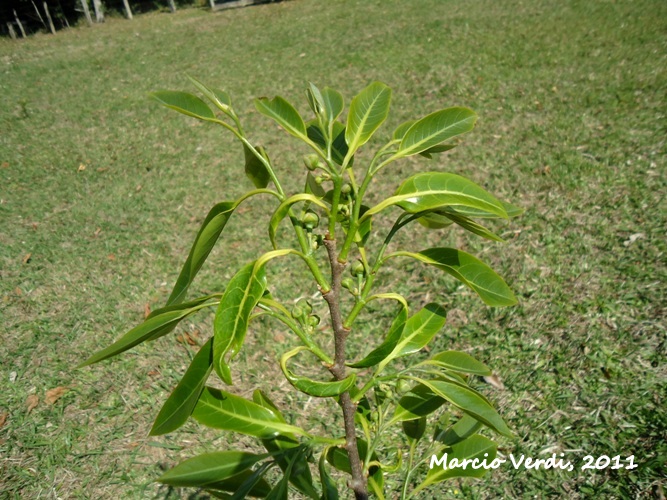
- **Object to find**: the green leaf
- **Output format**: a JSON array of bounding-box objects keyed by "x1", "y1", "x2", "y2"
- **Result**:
[
  {"x1": 344, "y1": 82, "x2": 391, "y2": 162},
  {"x1": 396, "y1": 108, "x2": 477, "y2": 158},
  {"x1": 187, "y1": 75, "x2": 232, "y2": 113},
  {"x1": 415, "y1": 378, "x2": 512, "y2": 437},
  {"x1": 437, "y1": 414, "x2": 483, "y2": 446},
  {"x1": 305, "y1": 172, "x2": 325, "y2": 198},
  {"x1": 426, "y1": 351, "x2": 492, "y2": 376},
  {"x1": 255, "y1": 96, "x2": 308, "y2": 140},
  {"x1": 193, "y1": 387, "x2": 307, "y2": 438},
  {"x1": 78, "y1": 296, "x2": 218, "y2": 367},
  {"x1": 376, "y1": 303, "x2": 447, "y2": 373},
  {"x1": 415, "y1": 435, "x2": 497, "y2": 493},
  {"x1": 150, "y1": 338, "x2": 213, "y2": 435},
  {"x1": 402, "y1": 416, "x2": 427, "y2": 443},
  {"x1": 364, "y1": 172, "x2": 507, "y2": 220},
  {"x1": 214, "y1": 261, "x2": 268, "y2": 384},
  {"x1": 445, "y1": 199, "x2": 524, "y2": 219},
  {"x1": 229, "y1": 462, "x2": 274, "y2": 500},
  {"x1": 268, "y1": 194, "x2": 328, "y2": 248},
  {"x1": 417, "y1": 212, "x2": 455, "y2": 230},
  {"x1": 280, "y1": 347, "x2": 356, "y2": 397},
  {"x1": 411, "y1": 248, "x2": 517, "y2": 307},
  {"x1": 348, "y1": 303, "x2": 408, "y2": 368},
  {"x1": 321, "y1": 87, "x2": 344, "y2": 123},
  {"x1": 307, "y1": 120, "x2": 348, "y2": 166},
  {"x1": 392, "y1": 120, "x2": 416, "y2": 141},
  {"x1": 319, "y1": 453, "x2": 339, "y2": 500},
  {"x1": 253, "y1": 391, "x2": 319, "y2": 500},
  {"x1": 157, "y1": 451, "x2": 268, "y2": 488},
  {"x1": 244, "y1": 144, "x2": 271, "y2": 189},
  {"x1": 167, "y1": 201, "x2": 237, "y2": 306},
  {"x1": 391, "y1": 384, "x2": 445, "y2": 423},
  {"x1": 151, "y1": 90, "x2": 216, "y2": 121},
  {"x1": 438, "y1": 211, "x2": 503, "y2": 242},
  {"x1": 326, "y1": 441, "x2": 384, "y2": 498},
  {"x1": 306, "y1": 83, "x2": 325, "y2": 115},
  {"x1": 419, "y1": 144, "x2": 457, "y2": 159}
]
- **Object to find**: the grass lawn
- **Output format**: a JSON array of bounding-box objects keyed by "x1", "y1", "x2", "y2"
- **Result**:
[{"x1": 1, "y1": 0, "x2": 665, "y2": 497}]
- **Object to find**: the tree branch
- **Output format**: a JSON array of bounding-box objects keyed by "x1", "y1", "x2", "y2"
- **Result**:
[{"x1": 322, "y1": 236, "x2": 368, "y2": 500}]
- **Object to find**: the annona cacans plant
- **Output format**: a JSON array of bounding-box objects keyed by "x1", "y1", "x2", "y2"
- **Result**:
[{"x1": 80, "y1": 79, "x2": 522, "y2": 499}]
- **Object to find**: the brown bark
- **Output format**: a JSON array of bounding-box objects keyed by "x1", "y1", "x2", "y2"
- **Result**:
[{"x1": 322, "y1": 237, "x2": 368, "y2": 500}]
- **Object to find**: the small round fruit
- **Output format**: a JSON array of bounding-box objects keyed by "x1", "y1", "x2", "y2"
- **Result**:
[
  {"x1": 302, "y1": 211, "x2": 320, "y2": 230},
  {"x1": 350, "y1": 260, "x2": 365, "y2": 277}
]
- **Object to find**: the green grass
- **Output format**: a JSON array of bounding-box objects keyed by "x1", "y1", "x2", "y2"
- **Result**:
[{"x1": 1, "y1": 0, "x2": 665, "y2": 498}]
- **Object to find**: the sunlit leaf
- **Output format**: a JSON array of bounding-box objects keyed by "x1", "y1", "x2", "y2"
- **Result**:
[
  {"x1": 396, "y1": 108, "x2": 477, "y2": 158},
  {"x1": 255, "y1": 96, "x2": 308, "y2": 140},
  {"x1": 193, "y1": 387, "x2": 307, "y2": 438},
  {"x1": 376, "y1": 303, "x2": 447, "y2": 373},
  {"x1": 281, "y1": 347, "x2": 356, "y2": 397},
  {"x1": 348, "y1": 303, "x2": 408, "y2": 368},
  {"x1": 150, "y1": 338, "x2": 213, "y2": 435},
  {"x1": 187, "y1": 75, "x2": 232, "y2": 113},
  {"x1": 425, "y1": 351, "x2": 492, "y2": 376},
  {"x1": 407, "y1": 248, "x2": 517, "y2": 307},
  {"x1": 167, "y1": 201, "x2": 237, "y2": 306},
  {"x1": 321, "y1": 87, "x2": 344, "y2": 123},
  {"x1": 345, "y1": 82, "x2": 391, "y2": 161},
  {"x1": 415, "y1": 378, "x2": 512, "y2": 436},
  {"x1": 157, "y1": 451, "x2": 268, "y2": 489},
  {"x1": 364, "y1": 172, "x2": 507, "y2": 220},
  {"x1": 151, "y1": 91, "x2": 216, "y2": 121},
  {"x1": 214, "y1": 261, "x2": 268, "y2": 384},
  {"x1": 78, "y1": 296, "x2": 219, "y2": 367}
]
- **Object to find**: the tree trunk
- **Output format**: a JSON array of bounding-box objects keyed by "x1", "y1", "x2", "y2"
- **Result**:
[
  {"x1": 7, "y1": 22, "x2": 17, "y2": 40},
  {"x1": 13, "y1": 11, "x2": 27, "y2": 37},
  {"x1": 167, "y1": 0, "x2": 176, "y2": 13},
  {"x1": 80, "y1": 0, "x2": 93, "y2": 26},
  {"x1": 32, "y1": 1, "x2": 47, "y2": 31},
  {"x1": 122, "y1": 0, "x2": 133, "y2": 19},
  {"x1": 208, "y1": 0, "x2": 215, "y2": 9},
  {"x1": 92, "y1": 0, "x2": 104, "y2": 22},
  {"x1": 43, "y1": 3, "x2": 57, "y2": 34}
]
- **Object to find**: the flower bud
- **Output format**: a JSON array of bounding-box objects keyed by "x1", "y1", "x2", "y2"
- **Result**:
[
  {"x1": 341, "y1": 278, "x2": 356, "y2": 291},
  {"x1": 291, "y1": 305, "x2": 305, "y2": 319},
  {"x1": 308, "y1": 315, "x2": 320, "y2": 327},
  {"x1": 303, "y1": 154, "x2": 323, "y2": 171},
  {"x1": 295, "y1": 298, "x2": 312, "y2": 315},
  {"x1": 350, "y1": 260, "x2": 365, "y2": 277},
  {"x1": 302, "y1": 210, "x2": 320, "y2": 230},
  {"x1": 396, "y1": 379, "x2": 411, "y2": 395},
  {"x1": 341, "y1": 182, "x2": 353, "y2": 196}
]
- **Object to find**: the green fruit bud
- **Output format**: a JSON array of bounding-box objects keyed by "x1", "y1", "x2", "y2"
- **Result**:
[
  {"x1": 302, "y1": 210, "x2": 320, "y2": 230},
  {"x1": 296, "y1": 298, "x2": 312, "y2": 315},
  {"x1": 350, "y1": 260, "x2": 365, "y2": 277},
  {"x1": 341, "y1": 182, "x2": 353, "y2": 196},
  {"x1": 315, "y1": 176, "x2": 324, "y2": 185},
  {"x1": 291, "y1": 305, "x2": 305, "y2": 319},
  {"x1": 303, "y1": 154, "x2": 323, "y2": 171},
  {"x1": 341, "y1": 277, "x2": 355, "y2": 290},
  {"x1": 396, "y1": 379, "x2": 411, "y2": 395},
  {"x1": 308, "y1": 315, "x2": 320, "y2": 327}
]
